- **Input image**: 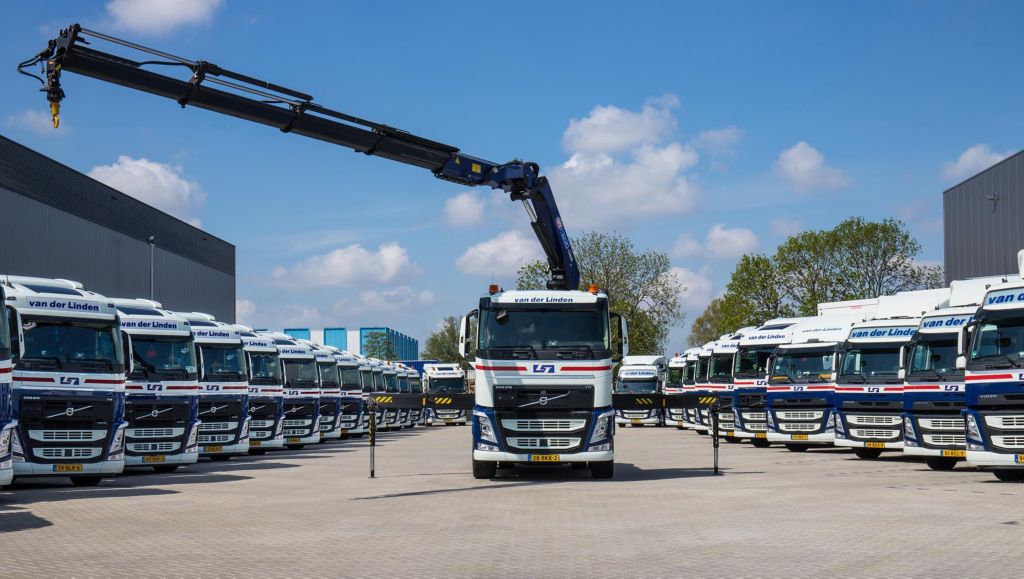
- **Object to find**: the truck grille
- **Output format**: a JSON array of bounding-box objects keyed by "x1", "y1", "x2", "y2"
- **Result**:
[
  {"x1": 919, "y1": 418, "x2": 963, "y2": 430},
  {"x1": 985, "y1": 415, "x2": 1024, "y2": 429},
  {"x1": 851, "y1": 428, "x2": 900, "y2": 439},
  {"x1": 991, "y1": 436, "x2": 1024, "y2": 449},
  {"x1": 199, "y1": 421, "x2": 238, "y2": 432},
  {"x1": 283, "y1": 419, "x2": 313, "y2": 427},
  {"x1": 922, "y1": 434, "x2": 964, "y2": 446},
  {"x1": 35, "y1": 447, "x2": 101, "y2": 459},
  {"x1": 128, "y1": 442, "x2": 180, "y2": 452},
  {"x1": 779, "y1": 411, "x2": 823, "y2": 420},
  {"x1": 127, "y1": 427, "x2": 183, "y2": 438},
  {"x1": 501, "y1": 419, "x2": 586, "y2": 431},
  {"x1": 16, "y1": 395, "x2": 116, "y2": 464},
  {"x1": 29, "y1": 430, "x2": 106, "y2": 442},
  {"x1": 198, "y1": 434, "x2": 234, "y2": 443},
  {"x1": 250, "y1": 420, "x2": 275, "y2": 429},
  {"x1": 506, "y1": 437, "x2": 580, "y2": 450},
  {"x1": 745, "y1": 423, "x2": 767, "y2": 431},
  {"x1": 781, "y1": 423, "x2": 818, "y2": 432},
  {"x1": 847, "y1": 415, "x2": 901, "y2": 426},
  {"x1": 741, "y1": 412, "x2": 766, "y2": 421}
]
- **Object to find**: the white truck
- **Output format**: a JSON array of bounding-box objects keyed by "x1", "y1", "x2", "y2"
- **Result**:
[
  {"x1": 902, "y1": 276, "x2": 1006, "y2": 470},
  {"x1": 114, "y1": 298, "x2": 200, "y2": 472},
  {"x1": 260, "y1": 332, "x2": 321, "y2": 449},
  {"x1": 327, "y1": 347, "x2": 366, "y2": 438},
  {"x1": 692, "y1": 341, "x2": 717, "y2": 434},
  {"x1": 709, "y1": 328, "x2": 756, "y2": 441},
  {"x1": 380, "y1": 361, "x2": 401, "y2": 430},
  {"x1": 0, "y1": 283, "x2": 13, "y2": 487},
  {"x1": 459, "y1": 286, "x2": 628, "y2": 479},
  {"x1": 423, "y1": 363, "x2": 470, "y2": 426},
  {"x1": 178, "y1": 312, "x2": 250, "y2": 460},
  {"x1": 232, "y1": 326, "x2": 285, "y2": 453},
  {"x1": 299, "y1": 340, "x2": 344, "y2": 441},
  {"x1": 673, "y1": 348, "x2": 702, "y2": 429},
  {"x1": 663, "y1": 352, "x2": 688, "y2": 429},
  {"x1": 833, "y1": 289, "x2": 950, "y2": 459},
  {"x1": 613, "y1": 355, "x2": 666, "y2": 427},
  {"x1": 5, "y1": 276, "x2": 128, "y2": 485}
]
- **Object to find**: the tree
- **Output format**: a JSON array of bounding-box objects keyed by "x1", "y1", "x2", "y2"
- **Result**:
[
  {"x1": 421, "y1": 316, "x2": 462, "y2": 363},
  {"x1": 517, "y1": 231, "x2": 685, "y2": 355},
  {"x1": 688, "y1": 297, "x2": 733, "y2": 346},
  {"x1": 723, "y1": 254, "x2": 794, "y2": 325},
  {"x1": 832, "y1": 217, "x2": 944, "y2": 297},
  {"x1": 362, "y1": 331, "x2": 396, "y2": 360},
  {"x1": 774, "y1": 229, "x2": 846, "y2": 315}
]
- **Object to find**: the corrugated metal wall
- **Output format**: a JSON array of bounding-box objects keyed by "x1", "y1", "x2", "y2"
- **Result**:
[{"x1": 944, "y1": 150, "x2": 1024, "y2": 282}]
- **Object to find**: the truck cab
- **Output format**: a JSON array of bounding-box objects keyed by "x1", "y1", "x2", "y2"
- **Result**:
[
  {"x1": 395, "y1": 364, "x2": 413, "y2": 428},
  {"x1": 232, "y1": 326, "x2": 285, "y2": 453},
  {"x1": 178, "y1": 312, "x2": 250, "y2": 460},
  {"x1": 368, "y1": 359, "x2": 386, "y2": 431},
  {"x1": 834, "y1": 289, "x2": 949, "y2": 459},
  {"x1": 260, "y1": 332, "x2": 321, "y2": 450},
  {"x1": 692, "y1": 341, "x2": 717, "y2": 434},
  {"x1": 114, "y1": 298, "x2": 200, "y2": 472},
  {"x1": 4, "y1": 276, "x2": 128, "y2": 486},
  {"x1": 709, "y1": 329, "x2": 755, "y2": 441},
  {"x1": 733, "y1": 319, "x2": 808, "y2": 447},
  {"x1": 423, "y1": 363, "x2": 469, "y2": 425},
  {"x1": 381, "y1": 362, "x2": 401, "y2": 430},
  {"x1": 328, "y1": 348, "x2": 366, "y2": 439},
  {"x1": 614, "y1": 355, "x2": 666, "y2": 427},
  {"x1": 299, "y1": 340, "x2": 344, "y2": 441},
  {"x1": 460, "y1": 287, "x2": 627, "y2": 479},
  {"x1": 0, "y1": 284, "x2": 12, "y2": 487},
  {"x1": 407, "y1": 367, "x2": 424, "y2": 426}
]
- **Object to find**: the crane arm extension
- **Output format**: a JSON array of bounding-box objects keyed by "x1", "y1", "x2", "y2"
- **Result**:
[{"x1": 22, "y1": 24, "x2": 578, "y2": 289}]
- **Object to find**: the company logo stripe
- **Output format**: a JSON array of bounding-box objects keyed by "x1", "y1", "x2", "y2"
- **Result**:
[{"x1": 965, "y1": 374, "x2": 1014, "y2": 381}]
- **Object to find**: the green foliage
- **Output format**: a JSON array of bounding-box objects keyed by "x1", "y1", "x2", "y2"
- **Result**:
[
  {"x1": 517, "y1": 231, "x2": 685, "y2": 355},
  {"x1": 362, "y1": 331, "x2": 396, "y2": 361},
  {"x1": 689, "y1": 217, "x2": 944, "y2": 343},
  {"x1": 421, "y1": 316, "x2": 462, "y2": 364}
]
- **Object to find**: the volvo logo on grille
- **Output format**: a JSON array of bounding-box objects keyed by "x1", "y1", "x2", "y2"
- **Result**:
[{"x1": 48, "y1": 404, "x2": 93, "y2": 419}]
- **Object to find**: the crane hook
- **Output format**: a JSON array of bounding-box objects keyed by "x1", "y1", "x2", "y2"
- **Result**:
[{"x1": 50, "y1": 101, "x2": 60, "y2": 129}]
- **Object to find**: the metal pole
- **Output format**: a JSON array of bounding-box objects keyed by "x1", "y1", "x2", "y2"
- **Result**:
[
  {"x1": 711, "y1": 401, "x2": 720, "y2": 475},
  {"x1": 147, "y1": 236, "x2": 155, "y2": 300},
  {"x1": 368, "y1": 400, "x2": 376, "y2": 478}
]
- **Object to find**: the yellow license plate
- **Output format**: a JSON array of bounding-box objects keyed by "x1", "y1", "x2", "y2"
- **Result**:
[
  {"x1": 53, "y1": 463, "x2": 83, "y2": 473},
  {"x1": 791, "y1": 434, "x2": 808, "y2": 441},
  {"x1": 942, "y1": 449, "x2": 966, "y2": 458},
  {"x1": 631, "y1": 419, "x2": 642, "y2": 425},
  {"x1": 1015, "y1": 455, "x2": 1024, "y2": 464},
  {"x1": 755, "y1": 432, "x2": 767, "y2": 439},
  {"x1": 339, "y1": 429, "x2": 349, "y2": 435},
  {"x1": 249, "y1": 440, "x2": 261, "y2": 447},
  {"x1": 142, "y1": 455, "x2": 166, "y2": 463},
  {"x1": 205, "y1": 445, "x2": 224, "y2": 453},
  {"x1": 287, "y1": 437, "x2": 301, "y2": 443},
  {"x1": 530, "y1": 454, "x2": 560, "y2": 462},
  {"x1": 678, "y1": 421, "x2": 687, "y2": 426},
  {"x1": 866, "y1": 441, "x2": 885, "y2": 449},
  {"x1": 444, "y1": 420, "x2": 456, "y2": 424},
  {"x1": 725, "y1": 431, "x2": 735, "y2": 437}
]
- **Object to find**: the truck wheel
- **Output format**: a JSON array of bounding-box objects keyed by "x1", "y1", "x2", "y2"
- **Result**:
[
  {"x1": 854, "y1": 448, "x2": 883, "y2": 460},
  {"x1": 925, "y1": 457, "x2": 957, "y2": 471},
  {"x1": 249, "y1": 448, "x2": 268, "y2": 455},
  {"x1": 153, "y1": 465, "x2": 180, "y2": 474},
  {"x1": 339, "y1": 434, "x2": 350, "y2": 440},
  {"x1": 725, "y1": 436, "x2": 742, "y2": 444},
  {"x1": 785, "y1": 444, "x2": 808, "y2": 452},
  {"x1": 353, "y1": 433, "x2": 365, "y2": 438},
  {"x1": 70, "y1": 476, "x2": 103, "y2": 487},
  {"x1": 751, "y1": 439, "x2": 772, "y2": 448},
  {"x1": 570, "y1": 462, "x2": 588, "y2": 470},
  {"x1": 994, "y1": 469, "x2": 1024, "y2": 482},
  {"x1": 697, "y1": 430, "x2": 708, "y2": 436},
  {"x1": 472, "y1": 459, "x2": 497, "y2": 479},
  {"x1": 210, "y1": 455, "x2": 232, "y2": 462},
  {"x1": 676, "y1": 425, "x2": 686, "y2": 430},
  {"x1": 590, "y1": 460, "x2": 614, "y2": 479},
  {"x1": 287, "y1": 444, "x2": 305, "y2": 450}
]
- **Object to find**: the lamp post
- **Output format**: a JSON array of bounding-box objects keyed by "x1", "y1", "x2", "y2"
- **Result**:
[{"x1": 147, "y1": 235, "x2": 156, "y2": 300}]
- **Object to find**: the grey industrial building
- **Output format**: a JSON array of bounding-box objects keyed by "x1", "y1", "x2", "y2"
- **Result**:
[
  {"x1": 0, "y1": 135, "x2": 236, "y2": 321},
  {"x1": 944, "y1": 149, "x2": 1024, "y2": 283}
]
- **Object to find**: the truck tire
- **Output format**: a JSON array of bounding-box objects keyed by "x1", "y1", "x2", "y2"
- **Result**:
[
  {"x1": 696, "y1": 430, "x2": 708, "y2": 436},
  {"x1": 994, "y1": 469, "x2": 1024, "y2": 482},
  {"x1": 70, "y1": 476, "x2": 103, "y2": 487},
  {"x1": 854, "y1": 448, "x2": 883, "y2": 460},
  {"x1": 472, "y1": 459, "x2": 497, "y2": 479},
  {"x1": 153, "y1": 465, "x2": 180, "y2": 474},
  {"x1": 785, "y1": 444, "x2": 808, "y2": 452},
  {"x1": 287, "y1": 444, "x2": 305, "y2": 450},
  {"x1": 353, "y1": 433, "x2": 364, "y2": 438},
  {"x1": 590, "y1": 460, "x2": 614, "y2": 479},
  {"x1": 751, "y1": 439, "x2": 772, "y2": 448},
  {"x1": 925, "y1": 457, "x2": 957, "y2": 471},
  {"x1": 249, "y1": 448, "x2": 268, "y2": 455},
  {"x1": 725, "y1": 436, "x2": 742, "y2": 444},
  {"x1": 676, "y1": 425, "x2": 686, "y2": 430}
]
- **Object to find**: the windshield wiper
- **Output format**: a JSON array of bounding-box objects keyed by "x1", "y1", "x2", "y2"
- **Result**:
[
  {"x1": 20, "y1": 356, "x2": 62, "y2": 370},
  {"x1": 770, "y1": 374, "x2": 794, "y2": 384},
  {"x1": 972, "y1": 354, "x2": 1023, "y2": 369},
  {"x1": 842, "y1": 374, "x2": 867, "y2": 383},
  {"x1": 909, "y1": 368, "x2": 946, "y2": 381}
]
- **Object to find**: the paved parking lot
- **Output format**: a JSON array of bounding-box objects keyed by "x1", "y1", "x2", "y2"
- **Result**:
[{"x1": 2, "y1": 425, "x2": 1023, "y2": 577}]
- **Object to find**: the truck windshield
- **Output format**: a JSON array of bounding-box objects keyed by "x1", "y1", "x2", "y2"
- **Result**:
[
  {"x1": 129, "y1": 336, "x2": 197, "y2": 381},
  {"x1": 318, "y1": 363, "x2": 339, "y2": 389},
  {"x1": 283, "y1": 359, "x2": 318, "y2": 388},
  {"x1": 839, "y1": 346, "x2": 901, "y2": 383},
  {"x1": 709, "y1": 353, "x2": 733, "y2": 383},
  {"x1": 477, "y1": 304, "x2": 609, "y2": 354},
  {"x1": 359, "y1": 369, "x2": 373, "y2": 392},
  {"x1": 734, "y1": 346, "x2": 774, "y2": 378},
  {"x1": 341, "y1": 368, "x2": 361, "y2": 389},
  {"x1": 249, "y1": 352, "x2": 283, "y2": 385},
  {"x1": 428, "y1": 377, "x2": 466, "y2": 393},
  {"x1": 909, "y1": 336, "x2": 961, "y2": 379},
  {"x1": 771, "y1": 348, "x2": 833, "y2": 383},
  {"x1": 19, "y1": 315, "x2": 124, "y2": 373},
  {"x1": 198, "y1": 344, "x2": 246, "y2": 382},
  {"x1": 372, "y1": 370, "x2": 384, "y2": 392},
  {"x1": 696, "y1": 358, "x2": 710, "y2": 384},
  {"x1": 683, "y1": 364, "x2": 696, "y2": 384},
  {"x1": 409, "y1": 377, "x2": 422, "y2": 392},
  {"x1": 667, "y1": 368, "x2": 683, "y2": 385},
  {"x1": 615, "y1": 379, "x2": 658, "y2": 393},
  {"x1": 385, "y1": 373, "x2": 399, "y2": 393},
  {"x1": 969, "y1": 316, "x2": 1024, "y2": 369}
]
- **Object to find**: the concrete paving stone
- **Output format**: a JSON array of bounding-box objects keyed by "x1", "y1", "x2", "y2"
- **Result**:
[{"x1": 1, "y1": 424, "x2": 1023, "y2": 577}]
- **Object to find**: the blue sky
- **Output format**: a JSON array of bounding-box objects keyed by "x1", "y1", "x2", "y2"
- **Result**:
[{"x1": 2, "y1": 0, "x2": 1022, "y2": 352}]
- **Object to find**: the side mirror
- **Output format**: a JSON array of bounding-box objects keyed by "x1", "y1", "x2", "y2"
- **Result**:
[
  {"x1": 6, "y1": 306, "x2": 22, "y2": 360},
  {"x1": 245, "y1": 352, "x2": 254, "y2": 381},
  {"x1": 610, "y1": 312, "x2": 629, "y2": 361},
  {"x1": 898, "y1": 345, "x2": 906, "y2": 370},
  {"x1": 830, "y1": 372, "x2": 838, "y2": 382},
  {"x1": 956, "y1": 355, "x2": 966, "y2": 370},
  {"x1": 458, "y1": 309, "x2": 478, "y2": 360},
  {"x1": 122, "y1": 331, "x2": 134, "y2": 376},
  {"x1": 196, "y1": 346, "x2": 205, "y2": 381},
  {"x1": 897, "y1": 368, "x2": 906, "y2": 381}
]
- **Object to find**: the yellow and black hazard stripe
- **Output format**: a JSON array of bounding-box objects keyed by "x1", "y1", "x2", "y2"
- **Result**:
[
  {"x1": 433, "y1": 397, "x2": 454, "y2": 405},
  {"x1": 698, "y1": 396, "x2": 718, "y2": 405},
  {"x1": 634, "y1": 397, "x2": 654, "y2": 405},
  {"x1": 374, "y1": 395, "x2": 394, "y2": 404}
]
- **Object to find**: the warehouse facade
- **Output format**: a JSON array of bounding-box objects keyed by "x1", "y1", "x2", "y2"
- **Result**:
[
  {"x1": 283, "y1": 327, "x2": 419, "y2": 359},
  {"x1": 0, "y1": 135, "x2": 236, "y2": 321},
  {"x1": 944, "y1": 149, "x2": 1024, "y2": 282}
]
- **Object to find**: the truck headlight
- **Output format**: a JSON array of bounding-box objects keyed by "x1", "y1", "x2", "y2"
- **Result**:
[
  {"x1": 11, "y1": 430, "x2": 24, "y2": 462},
  {"x1": 965, "y1": 413, "x2": 984, "y2": 450},
  {"x1": 590, "y1": 411, "x2": 615, "y2": 444},
  {"x1": 903, "y1": 417, "x2": 916, "y2": 445},
  {"x1": 474, "y1": 410, "x2": 497, "y2": 443},
  {"x1": 0, "y1": 427, "x2": 10, "y2": 455},
  {"x1": 109, "y1": 426, "x2": 125, "y2": 454}
]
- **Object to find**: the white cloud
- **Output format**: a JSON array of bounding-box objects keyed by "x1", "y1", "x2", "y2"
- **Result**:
[
  {"x1": 942, "y1": 144, "x2": 1014, "y2": 182},
  {"x1": 670, "y1": 266, "x2": 713, "y2": 309},
  {"x1": 774, "y1": 141, "x2": 849, "y2": 192},
  {"x1": 4, "y1": 109, "x2": 65, "y2": 135},
  {"x1": 456, "y1": 230, "x2": 542, "y2": 277},
  {"x1": 692, "y1": 125, "x2": 744, "y2": 156},
  {"x1": 770, "y1": 218, "x2": 804, "y2": 237},
  {"x1": 671, "y1": 232, "x2": 703, "y2": 258},
  {"x1": 106, "y1": 0, "x2": 222, "y2": 35},
  {"x1": 562, "y1": 95, "x2": 679, "y2": 155},
  {"x1": 354, "y1": 287, "x2": 437, "y2": 312},
  {"x1": 235, "y1": 298, "x2": 256, "y2": 325},
  {"x1": 443, "y1": 192, "x2": 485, "y2": 227},
  {"x1": 271, "y1": 241, "x2": 420, "y2": 288},
  {"x1": 706, "y1": 224, "x2": 758, "y2": 258},
  {"x1": 88, "y1": 155, "x2": 206, "y2": 226}
]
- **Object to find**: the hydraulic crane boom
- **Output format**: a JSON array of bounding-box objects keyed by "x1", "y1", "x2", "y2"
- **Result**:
[{"x1": 19, "y1": 24, "x2": 579, "y2": 290}]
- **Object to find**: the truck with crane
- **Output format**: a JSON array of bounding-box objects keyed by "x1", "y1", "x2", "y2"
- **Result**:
[
  {"x1": 4, "y1": 276, "x2": 128, "y2": 486},
  {"x1": 113, "y1": 298, "x2": 200, "y2": 472},
  {"x1": 23, "y1": 23, "x2": 626, "y2": 479},
  {"x1": 233, "y1": 326, "x2": 285, "y2": 453}
]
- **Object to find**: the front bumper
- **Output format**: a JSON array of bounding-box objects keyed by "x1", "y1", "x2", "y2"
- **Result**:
[
  {"x1": 473, "y1": 449, "x2": 613, "y2": 463},
  {"x1": 250, "y1": 436, "x2": 285, "y2": 450},
  {"x1": 767, "y1": 430, "x2": 834, "y2": 444},
  {"x1": 201, "y1": 440, "x2": 250, "y2": 456},
  {"x1": 126, "y1": 446, "x2": 198, "y2": 466},
  {"x1": 966, "y1": 450, "x2": 1024, "y2": 468},
  {"x1": 15, "y1": 458, "x2": 124, "y2": 476}
]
